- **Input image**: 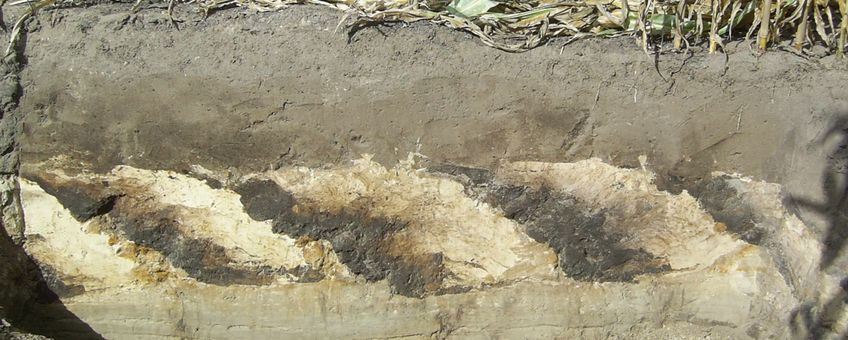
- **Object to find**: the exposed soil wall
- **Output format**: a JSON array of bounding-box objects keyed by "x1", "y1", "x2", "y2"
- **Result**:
[{"x1": 1, "y1": 3, "x2": 847, "y2": 339}]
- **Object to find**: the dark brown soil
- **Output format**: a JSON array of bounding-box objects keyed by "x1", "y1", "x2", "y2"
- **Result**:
[
  {"x1": 429, "y1": 165, "x2": 670, "y2": 281},
  {"x1": 486, "y1": 184, "x2": 670, "y2": 281},
  {"x1": 236, "y1": 177, "x2": 450, "y2": 297},
  {"x1": 26, "y1": 173, "x2": 118, "y2": 222}
]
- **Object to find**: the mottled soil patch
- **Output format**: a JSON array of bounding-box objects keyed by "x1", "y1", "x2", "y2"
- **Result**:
[
  {"x1": 236, "y1": 178, "x2": 452, "y2": 297},
  {"x1": 429, "y1": 165, "x2": 670, "y2": 281}
]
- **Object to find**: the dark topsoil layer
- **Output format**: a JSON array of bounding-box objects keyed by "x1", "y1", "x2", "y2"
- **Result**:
[
  {"x1": 10, "y1": 3, "x2": 846, "y2": 217},
  {"x1": 13, "y1": 3, "x2": 848, "y2": 200}
]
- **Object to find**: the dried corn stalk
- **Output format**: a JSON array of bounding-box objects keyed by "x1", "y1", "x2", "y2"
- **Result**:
[{"x1": 4, "y1": 0, "x2": 846, "y2": 54}]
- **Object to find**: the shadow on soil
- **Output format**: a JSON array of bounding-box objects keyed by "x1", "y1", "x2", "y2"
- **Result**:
[
  {"x1": 0, "y1": 224, "x2": 105, "y2": 340},
  {"x1": 787, "y1": 115, "x2": 848, "y2": 339}
]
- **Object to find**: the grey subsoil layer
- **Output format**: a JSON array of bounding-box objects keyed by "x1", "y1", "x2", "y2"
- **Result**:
[{"x1": 0, "y1": 1, "x2": 847, "y2": 338}]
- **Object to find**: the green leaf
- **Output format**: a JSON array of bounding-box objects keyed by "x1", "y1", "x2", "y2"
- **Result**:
[
  {"x1": 447, "y1": 0, "x2": 498, "y2": 18},
  {"x1": 649, "y1": 14, "x2": 677, "y2": 35},
  {"x1": 718, "y1": 0, "x2": 756, "y2": 36}
]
